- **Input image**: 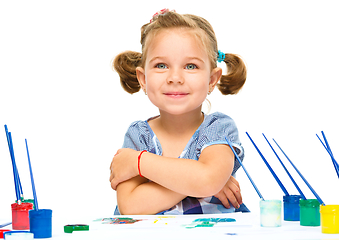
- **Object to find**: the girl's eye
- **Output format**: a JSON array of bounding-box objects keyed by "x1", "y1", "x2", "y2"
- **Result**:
[
  {"x1": 185, "y1": 64, "x2": 197, "y2": 70},
  {"x1": 156, "y1": 63, "x2": 167, "y2": 69}
]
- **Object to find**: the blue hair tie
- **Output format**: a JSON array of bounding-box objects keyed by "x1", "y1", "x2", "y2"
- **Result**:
[{"x1": 217, "y1": 50, "x2": 226, "y2": 63}]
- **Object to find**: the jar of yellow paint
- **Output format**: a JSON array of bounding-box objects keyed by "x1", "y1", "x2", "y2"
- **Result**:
[{"x1": 320, "y1": 205, "x2": 339, "y2": 234}]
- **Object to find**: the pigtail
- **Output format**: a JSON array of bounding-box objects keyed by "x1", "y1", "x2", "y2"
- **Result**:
[
  {"x1": 217, "y1": 53, "x2": 247, "y2": 95},
  {"x1": 112, "y1": 51, "x2": 142, "y2": 94}
]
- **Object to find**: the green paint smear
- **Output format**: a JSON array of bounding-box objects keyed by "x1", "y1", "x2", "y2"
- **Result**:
[
  {"x1": 184, "y1": 222, "x2": 215, "y2": 229},
  {"x1": 184, "y1": 218, "x2": 236, "y2": 229}
]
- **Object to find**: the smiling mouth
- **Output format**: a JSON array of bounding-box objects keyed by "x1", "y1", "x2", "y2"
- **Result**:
[
  {"x1": 164, "y1": 92, "x2": 188, "y2": 98},
  {"x1": 164, "y1": 92, "x2": 188, "y2": 96}
]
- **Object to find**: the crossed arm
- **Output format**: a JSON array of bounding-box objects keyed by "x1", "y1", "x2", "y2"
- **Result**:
[{"x1": 109, "y1": 144, "x2": 242, "y2": 215}]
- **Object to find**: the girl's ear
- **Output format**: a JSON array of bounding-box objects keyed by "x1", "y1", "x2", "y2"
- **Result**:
[
  {"x1": 136, "y1": 67, "x2": 146, "y2": 90},
  {"x1": 209, "y1": 67, "x2": 222, "y2": 91}
]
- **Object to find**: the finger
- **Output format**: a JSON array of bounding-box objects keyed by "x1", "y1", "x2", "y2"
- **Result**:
[
  {"x1": 229, "y1": 175, "x2": 240, "y2": 189},
  {"x1": 214, "y1": 191, "x2": 231, "y2": 209},
  {"x1": 111, "y1": 179, "x2": 118, "y2": 191},
  {"x1": 109, "y1": 163, "x2": 113, "y2": 180},
  {"x1": 226, "y1": 182, "x2": 242, "y2": 206},
  {"x1": 111, "y1": 149, "x2": 121, "y2": 168},
  {"x1": 224, "y1": 188, "x2": 240, "y2": 209},
  {"x1": 110, "y1": 158, "x2": 114, "y2": 170},
  {"x1": 229, "y1": 180, "x2": 242, "y2": 203},
  {"x1": 115, "y1": 148, "x2": 123, "y2": 155}
]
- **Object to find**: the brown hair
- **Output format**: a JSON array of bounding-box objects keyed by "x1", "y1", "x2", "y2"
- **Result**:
[{"x1": 112, "y1": 11, "x2": 246, "y2": 95}]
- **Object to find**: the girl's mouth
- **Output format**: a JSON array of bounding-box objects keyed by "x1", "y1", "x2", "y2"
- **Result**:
[{"x1": 164, "y1": 92, "x2": 188, "y2": 98}]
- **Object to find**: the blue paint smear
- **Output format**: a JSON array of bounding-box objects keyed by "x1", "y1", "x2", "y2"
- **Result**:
[{"x1": 193, "y1": 218, "x2": 236, "y2": 223}]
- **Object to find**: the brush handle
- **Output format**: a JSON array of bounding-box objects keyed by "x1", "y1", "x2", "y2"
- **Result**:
[
  {"x1": 4, "y1": 125, "x2": 21, "y2": 202},
  {"x1": 225, "y1": 136, "x2": 264, "y2": 200},
  {"x1": 317, "y1": 133, "x2": 339, "y2": 178},
  {"x1": 246, "y1": 132, "x2": 289, "y2": 196},
  {"x1": 263, "y1": 134, "x2": 306, "y2": 200},
  {"x1": 273, "y1": 138, "x2": 325, "y2": 205},
  {"x1": 25, "y1": 139, "x2": 39, "y2": 211}
]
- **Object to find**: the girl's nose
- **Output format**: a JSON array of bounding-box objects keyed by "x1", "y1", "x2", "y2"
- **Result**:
[{"x1": 167, "y1": 68, "x2": 184, "y2": 84}]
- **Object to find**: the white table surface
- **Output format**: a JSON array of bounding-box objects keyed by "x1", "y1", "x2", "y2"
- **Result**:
[{"x1": 1, "y1": 213, "x2": 339, "y2": 240}]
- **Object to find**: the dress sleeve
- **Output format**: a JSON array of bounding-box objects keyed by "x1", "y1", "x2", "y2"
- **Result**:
[
  {"x1": 122, "y1": 121, "x2": 154, "y2": 152},
  {"x1": 197, "y1": 112, "x2": 244, "y2": 175}
]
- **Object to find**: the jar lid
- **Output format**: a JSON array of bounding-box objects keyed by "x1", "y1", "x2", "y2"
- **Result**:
[
  {"x1": 283, "y1": 195, "x2": 302, "y2": 203},
  {"x1": 3, "y1": 231, "x2": 33, "y2": 240},
  {"x1": 299, "y1": 199, "x2": 320, "y2": 207},
  {"x1": 320, "y1": 204, "x2": 339, "y2": 213}
]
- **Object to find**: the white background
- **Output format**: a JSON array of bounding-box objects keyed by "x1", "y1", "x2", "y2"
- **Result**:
[{"x1": 1, "y1": 0, "x2": 338, "y2": 221}]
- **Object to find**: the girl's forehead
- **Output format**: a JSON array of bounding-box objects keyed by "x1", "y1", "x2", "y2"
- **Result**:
[
  {"x1": 146, "y1": 28, "x2": 207, "y2": 55},
  {"x1": 150, "y1": 28, "x2": 203, "y2": 44}
]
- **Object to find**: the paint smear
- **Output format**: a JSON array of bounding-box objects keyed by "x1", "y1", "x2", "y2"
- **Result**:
[
  {"x1": 193, "y1": 218, "x2": 236, "y2": 223},
  {"x1": 95, "y1": 218, "x2": 142, "y2": 224},
  {"x1": 152, "y1": 216, "x2": 176, "y2": 225},
  {"x1": 183, "y1": 218, "x2": 236, "y2": 229}
]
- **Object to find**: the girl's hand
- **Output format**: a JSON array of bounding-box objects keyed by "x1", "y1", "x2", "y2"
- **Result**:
[
  {"x1": 213, "y1": 176, "x2": 242, "y2": 209},
  {"x1": 110, "y1": 148, "x2": 141, "y2": 190}
]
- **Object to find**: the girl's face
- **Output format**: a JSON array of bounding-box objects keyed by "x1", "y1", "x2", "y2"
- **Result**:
[{"x1": 137, "y1": 28, "x2": 221, "y2": 116}]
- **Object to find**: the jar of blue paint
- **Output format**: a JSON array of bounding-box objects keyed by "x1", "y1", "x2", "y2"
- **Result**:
[
  {"x1": 283, "y1": 195, "x2": 301, "y2": 221},
  {"x1": 29, "y1": 209, "x2": 52, "y2": 238}
]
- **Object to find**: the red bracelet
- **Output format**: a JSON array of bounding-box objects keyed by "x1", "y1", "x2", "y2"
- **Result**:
[{"x1": 138, "y1": 150, "x2": 147, "y2": 178}]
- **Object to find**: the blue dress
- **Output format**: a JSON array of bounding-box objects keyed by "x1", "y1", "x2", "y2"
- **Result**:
[{"x1": 114, "y1": 112, "x2": 246, "y2": 215}]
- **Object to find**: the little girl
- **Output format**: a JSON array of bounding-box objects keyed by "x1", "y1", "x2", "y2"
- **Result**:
[{"x1": 110, "y1": 9, "x2": 247, "y2": 215}]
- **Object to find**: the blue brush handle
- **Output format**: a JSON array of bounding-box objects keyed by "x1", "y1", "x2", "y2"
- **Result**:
[
  {"x1": 317, "y1": 133, "x2": 339, "y2": 179},
  {"x1": 321, "y1": 131, "x2": 339, "y2": 173},
  {"x1": 246, "y1": 132, "x2": 289, "y2": 196},
  {"x1": 263, "y1": 134, "x2": 306, "y2": 200},
  {"x1": 25, "y1": 139, "x2": 39, "y2": 211},
  {"x1": 8, "y1": 132, "x2": 24, "y2": 197},
  {"x1": 4, "y1": 125, "x2": 21, "y2": 202},
  {"x1": 224, "y1": 136, "x2": 264, "y2": 200},
  {"x1": 273, "y1": 138, "x2": 325, "y2": 205},
  {"x1": 0, "y1": 222, "x2": 12, "y2": 228}
]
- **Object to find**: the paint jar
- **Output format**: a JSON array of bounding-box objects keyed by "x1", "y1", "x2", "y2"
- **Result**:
[
  {"x1": 3, "y1": 231, "x2": 33, "y2": 240},
  {"x1": 299, "y1": 199, "x2": 320, "y2": 226},
  {"x1": 11, "y1": 203, "x2": 33, "y2": 230},
  {"x1": 320, "y1": 205, "x2": 339, "y2": 234},
  {"x1": 21, "y1": 199, "x2": 35, "y2": 210},
  {"x1": 260, "y1": 199, "x2": 282, "y2": 227},
  {"x1": 283, "y1": 195, "x2": 301, "y2": 221},
  {"x1": 29, "y1": 209, "x2": 52, "y2": 238}
]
